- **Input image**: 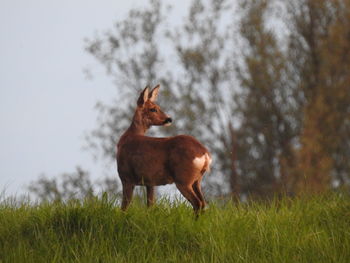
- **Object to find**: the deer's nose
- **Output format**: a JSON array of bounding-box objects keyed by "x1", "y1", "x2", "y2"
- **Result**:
[{"x1": 164, "y1": 117, "x2": 172, "y2": 124}]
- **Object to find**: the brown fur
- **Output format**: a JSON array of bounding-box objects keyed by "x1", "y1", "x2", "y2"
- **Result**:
[{"x1": 116, "y1": 85, "x2": 211, "y2": 214}]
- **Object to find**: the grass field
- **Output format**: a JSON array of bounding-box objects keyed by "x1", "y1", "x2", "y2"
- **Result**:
[{"x1": 0, "y1": 193, "x2": 349, "y2": 263}]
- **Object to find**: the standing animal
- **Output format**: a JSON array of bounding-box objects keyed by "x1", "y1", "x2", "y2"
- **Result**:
[{"x1": 116, "y1": 85, "x2": 211, "y2": 214}]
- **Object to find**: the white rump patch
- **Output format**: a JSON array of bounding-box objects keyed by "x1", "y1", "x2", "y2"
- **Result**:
[
  {"x1": 193, "y1": 153, "x2": 211, "y2": 171},
  {"x1": 207, "y1": 153, "x2": 212, "y2": 170}
]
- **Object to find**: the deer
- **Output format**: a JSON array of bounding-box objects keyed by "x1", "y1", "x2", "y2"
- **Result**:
[{"x1": 116, "y1": 85, "x2": 212, "y2": 214}]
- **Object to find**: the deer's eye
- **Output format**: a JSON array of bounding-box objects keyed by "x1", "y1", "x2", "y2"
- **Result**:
[{"x1": 150, "y1": 108, "x2": 157, "y2": 113}]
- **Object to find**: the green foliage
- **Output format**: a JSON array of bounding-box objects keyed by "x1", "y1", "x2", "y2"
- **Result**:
[
  {"x1": 285, "y1": 0, "x2": 350, "y2": 193},
  {"x1": 1, "y1": 194, "x2": 349, "y2": 262}
]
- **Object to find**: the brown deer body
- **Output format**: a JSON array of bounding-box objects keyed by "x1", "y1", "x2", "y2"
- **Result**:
[{"x1": 117, "y1": 85, "x2": 211, "y2": 213}]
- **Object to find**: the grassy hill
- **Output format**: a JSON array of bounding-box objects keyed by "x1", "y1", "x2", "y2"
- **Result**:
[{"x1": 0, "y1": 193, "x2": 349, "y2": 262}]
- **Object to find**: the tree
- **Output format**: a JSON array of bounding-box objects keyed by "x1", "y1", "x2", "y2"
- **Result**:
[
  {"x1": 85, "y1": 0, "x2": 170, "y2": 164},
  {"x1": 236, "y1": 0, "x2": 350, "y2": 196},
  {"x1": 286, "y1": 0, "x2": 350, "y2": 193},
  {"x1": 234, "y1": 0, "x2": 300, "y2": 198}
]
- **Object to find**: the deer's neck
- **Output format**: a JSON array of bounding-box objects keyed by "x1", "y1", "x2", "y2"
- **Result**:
[{"x1": 126, "y1": 110, "x2": 149, "y2": 136}]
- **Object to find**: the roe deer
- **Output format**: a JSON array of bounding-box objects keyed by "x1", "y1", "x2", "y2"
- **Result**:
[{"x1": 116, "y1": 85, "x2": 212, "y2": 214}]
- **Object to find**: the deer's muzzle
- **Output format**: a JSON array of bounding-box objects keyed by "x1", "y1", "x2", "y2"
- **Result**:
[{"x1": 164, "y1": 117, "x2": 172, "y2": 126}]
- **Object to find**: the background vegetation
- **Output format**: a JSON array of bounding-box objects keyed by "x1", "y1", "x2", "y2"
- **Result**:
[{"x1": 29, "y1": 0, "x2": 350, "y2": 201}]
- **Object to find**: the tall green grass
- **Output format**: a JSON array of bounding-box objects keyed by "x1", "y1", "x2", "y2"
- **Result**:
[{"x1": 0, "y1": 193, "x2": 349, "y2": 262}]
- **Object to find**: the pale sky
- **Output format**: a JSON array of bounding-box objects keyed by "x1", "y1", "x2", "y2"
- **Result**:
[{"x1": 0, "y1": 0, "x2": 188, "y2": 196}]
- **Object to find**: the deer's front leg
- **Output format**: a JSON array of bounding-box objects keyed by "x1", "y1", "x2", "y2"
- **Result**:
[
  {"x1": 121, "y1": 182, "x2": 135, "y2": 211},
  {"x1": 146, "y1": 186, "x2": 155, "y2": 207}
]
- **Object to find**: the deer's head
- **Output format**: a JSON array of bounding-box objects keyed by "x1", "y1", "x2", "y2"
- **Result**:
[{"x1": 136, "y1": 85, "x2": 172, "y2": 128}]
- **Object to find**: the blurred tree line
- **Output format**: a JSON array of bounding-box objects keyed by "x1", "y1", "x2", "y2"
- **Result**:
[
  {"x1": 29, "y1": 0, "x2": 350, "y2": 201},
  {"x1": 28, "y1": 167, "x2": 120, "y2": 202}
]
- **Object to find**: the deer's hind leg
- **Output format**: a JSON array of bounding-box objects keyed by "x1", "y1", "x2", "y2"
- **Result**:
[
  {"x1": 192, "y1": 179, "x2": 206, "y2": 210},
  {"x1": 175, "y1": 183, "x2": 201, "y2": 214}
]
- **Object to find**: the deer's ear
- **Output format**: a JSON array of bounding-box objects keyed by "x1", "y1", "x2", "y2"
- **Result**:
[
  {"x1": 137, "y1": 86, "x2": 150, "y2": 106},
  {"x1": 149, "y1": 84, "x2": 160, "y2": 102}
]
